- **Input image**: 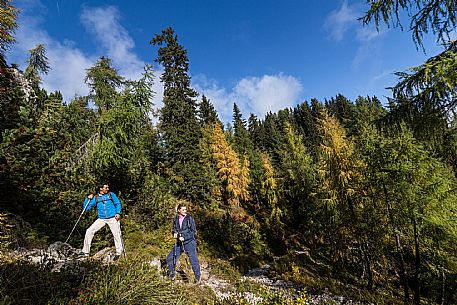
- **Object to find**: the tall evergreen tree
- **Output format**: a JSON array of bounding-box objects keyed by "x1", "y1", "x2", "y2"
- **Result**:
[
  {"x1": 85, "y1": 56, "x2": 123, "y2": 113},
  {"x1": 325, "y1": 94, "x2": 357, "y2": 136},
  {"x1": 151, "y1": 27, "x2": 206, "y2": 201},
  {"x1": 198, "y1": 95, "x2": 220, "y2": 127},
  {"x1": 248, "y1": 113, "x2": 262, "y2": 148},
  {"x1": 232, "y1": 103, "x2": 252, "y2": 156},
  {"x1": 277, "y1": 122, "x2": 317, "y2": 244},
  {"x1": 24, "y1": 44, "x2": 50, "y2": 86},
  {"x1": 0, "y1": 0, "x2": 18, "y2": 57}
]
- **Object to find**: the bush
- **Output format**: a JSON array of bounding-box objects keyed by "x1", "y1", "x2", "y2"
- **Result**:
[
  {"x1": 72, "y1": 260, "x2": 213, "y2": 305},
  {"x1": 0, "y1": 258, "x2": 91, "y2": 305},
  {"x1": 129, "y1": 174, "x2": 175, "y2": 230}
]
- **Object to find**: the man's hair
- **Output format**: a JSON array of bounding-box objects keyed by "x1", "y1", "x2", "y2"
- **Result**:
[{"x1": 98, "y1": 182, "x2": 109, "y2": 191}]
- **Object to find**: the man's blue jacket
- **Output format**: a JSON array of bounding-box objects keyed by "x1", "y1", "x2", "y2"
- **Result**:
[{"x1": 83, "y1": 192, "x2": 122, "y2": 219}]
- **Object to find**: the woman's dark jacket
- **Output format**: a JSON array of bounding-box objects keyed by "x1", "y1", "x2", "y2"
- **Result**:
[{"x1": 172, "y1": 214, "x2": 197, "y2": 244}]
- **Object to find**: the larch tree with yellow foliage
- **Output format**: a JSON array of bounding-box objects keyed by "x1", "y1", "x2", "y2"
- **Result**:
[
  {"x1": 210, "y1": 123, "x2": 250, "y2": 207},
  {"x1": 317, "y1": 109, "x2": 373, "y2": 289}
]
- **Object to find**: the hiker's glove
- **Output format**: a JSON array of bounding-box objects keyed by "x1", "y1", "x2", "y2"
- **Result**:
[
  {"x1": 179, "y1": 236, "x2": 184, "y2": 242},
  {"x1": 173, "y1": 233, "x2": 178, "y2": 239}
]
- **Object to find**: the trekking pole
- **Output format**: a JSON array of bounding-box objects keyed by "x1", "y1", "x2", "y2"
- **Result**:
[
  {"x1": 172, "y1": 237, "x2": 178, "y2": 272},
  {"x1": 65, "y1": 197, "x2": 92, "y2": 243},
  {"x1": 118, "y1": 219, "x2": 127, "y2": 260}
]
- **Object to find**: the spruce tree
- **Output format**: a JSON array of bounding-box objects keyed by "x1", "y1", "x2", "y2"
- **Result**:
[
  {"x1": 232, "y1": 103, "x2": 252, "y2": 156},
  {"x1": 151, "y1": 27, "x2": 206, "y2": 201},
  {"x1": 198, "y1": 95, "x2": 220, "y2": 127}
]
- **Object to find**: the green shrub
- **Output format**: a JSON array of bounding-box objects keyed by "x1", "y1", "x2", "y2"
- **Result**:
[
  {"x1": 73, "y1": 260, "x2": 213, "y2": 305},
  {"x1": 0, "y1": 258, "x2": 91, "y2": 305}
]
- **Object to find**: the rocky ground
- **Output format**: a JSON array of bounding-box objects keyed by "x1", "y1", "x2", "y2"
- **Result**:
[{"x1": 7, "y1": 242, "x2": 370, "y2": 304}]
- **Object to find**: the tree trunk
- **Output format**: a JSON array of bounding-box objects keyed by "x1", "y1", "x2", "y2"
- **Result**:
[
  {"x1": 412, "y1": 217, "x2": 421, "y2": 305},
  {"x1": 441, "y1": 270, "x2": 445, "y2": 305},
  {"x1": 347, "y1": 198, "x2": 373, "y2": 290},
  {"x1": 383, "y1": 182, "x2": 409, "y2": 304}
]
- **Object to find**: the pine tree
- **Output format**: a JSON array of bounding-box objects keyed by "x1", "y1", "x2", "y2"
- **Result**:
[
  {"x1": 325, "y1": 94, "x2": 357, "y2": 136},
  {"x1": 277, "y1": 122, "x2": 317, "y2": 242},
  {"x1": 198, "y1": 95, "x2": 221, "y2": 127},
  {"x1": 199, "y1": 123, "x2": 223, "y2": 205},
  {"x1": 362, "y1": 0, "x2": 457, "y2": 48},
  {"x1": 232, "y1": 103, "x2": 252, "y2": 156},
  {"x1": 0, "y1": 0, "x2": 18, "y2": 56},
  {"x1": 84, "y1": 58, "x2": 155, "y2": 187},
  {"x1": 151, "y1": 27, "x2": 206, "y2": 201},
  {"x1": 248, "y1": 113, "x2": 262, "y2": 148}
]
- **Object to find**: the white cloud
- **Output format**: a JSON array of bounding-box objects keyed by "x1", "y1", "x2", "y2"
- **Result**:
[
  {"x1": 324, "y1": 0, "x2": 359, "y2": 42},
  {"x1": 9, "y1": 3, "x2": 151, "y2": 103},
  {"x1": 356, "y1": 26, "x2": 384, "y2": 42},
  {"x1": 80, "y1": 6, "x2": 145, "y2": 81},
  {"x1": 12, "y1": 13, "x2": 94, "y2": 101},
  {"x1": 10, "y1": 3, "x2": 300, "y2": 123},
  {"x1": 193, "y1": 74, "x2": 303, "y2": 124}
]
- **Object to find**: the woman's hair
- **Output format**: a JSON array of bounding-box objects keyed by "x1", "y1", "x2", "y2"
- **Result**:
[
  {"x1": 176, "y1": 203, "x2": 186, "y2": 212},
  {"x1": 176, "y1": 199, "x2": 189, "y2": 212}
]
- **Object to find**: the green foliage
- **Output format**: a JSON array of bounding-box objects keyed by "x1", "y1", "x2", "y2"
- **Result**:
[
  {"x1": 85, "y1": 56, "x2": 124, "y2": 112},
  {"x1": 361, "y1": 0, "x2": 457, "y2": 48},
  {"x1": 24, "y1": 44, "x2": 49, "y2": 86},
  {"x1": 129, "y1": 174, "x2": 174, "y2": 230},
  {"x1": 74, "y1": 261, "x2": 212, "y2": 305},
  {"x1": 2, "y1": 13, "x2": 457, "y2": 305},
  {"x1": 392, "y1": 42, "x2": 457, "y2": 114},
  {"x1": 198, "y1": 207, "x2": 268, "y2": 271},
  {"x1": 0, "y1": 256, "x2": 212, "y2": 305},
  {"x1": 0, "y1": 0, "x2": 18, "y2": 54},
  {"x1": 0, "y1": 258, "x2": 94, "y2": 305},
  {"x1": 233, "y1": 103, "x2": 252, "y2": 157},
  {"x1": 199, "y1": 95, "x2": 221, "y2": 127},
  {"x1": 150, "y1": 27, "x2": 208, "y2": 202}
]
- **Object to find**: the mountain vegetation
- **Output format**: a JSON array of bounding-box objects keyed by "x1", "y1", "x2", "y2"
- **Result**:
[{"x1": 1, "y1": 0, "x2": 457, "y2": 304}]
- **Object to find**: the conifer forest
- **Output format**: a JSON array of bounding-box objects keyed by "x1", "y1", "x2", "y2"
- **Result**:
[{"x1": 1, "y1": 1, "x2": 457, "y2": 304}]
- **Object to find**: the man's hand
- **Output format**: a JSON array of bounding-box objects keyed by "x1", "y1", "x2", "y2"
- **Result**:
[
  {"x1": 115, "y1": 213, "x2": 121, "y2": 221},
  {"x1": 88, "y1": 194, "x2": 94, "y2": 199},
  {"x1": 173, "y1": 233, "x2": 178, "y2": 239},
  {"x1": 179, "y1": 236, "x2": 184, "y2": 242}
]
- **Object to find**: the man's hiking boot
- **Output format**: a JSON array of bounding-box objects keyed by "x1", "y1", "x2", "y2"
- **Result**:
[
  {"x1": 113, "y1": 254, "x2": 121, "y2": 261},
  {"x1": 194, "y1": 277, "x2": 201, "y2": 284},
  {"x1": 168, "y1": 272, "x2": 176, "y2": 281},
  {"x1": 76, "y1": 251, "x2": 89, "y2": 259}
]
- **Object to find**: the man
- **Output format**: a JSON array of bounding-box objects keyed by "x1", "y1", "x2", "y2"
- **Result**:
[
  {"x1": 165, "y1": 202, "x2": 201, "y2": 283},
  {"x1": 77, "y1": 182, "x2": 123, "y2": 260}
]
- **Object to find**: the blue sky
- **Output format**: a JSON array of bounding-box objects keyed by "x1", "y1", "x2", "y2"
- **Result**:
[{"x1": 9, "y1": 0, "x2": 443, "y2": 123}]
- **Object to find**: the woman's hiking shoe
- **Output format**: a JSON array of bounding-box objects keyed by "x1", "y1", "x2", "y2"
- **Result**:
[{"x1": 76, "y1": 251, "x2": 89, "y2": 259}]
